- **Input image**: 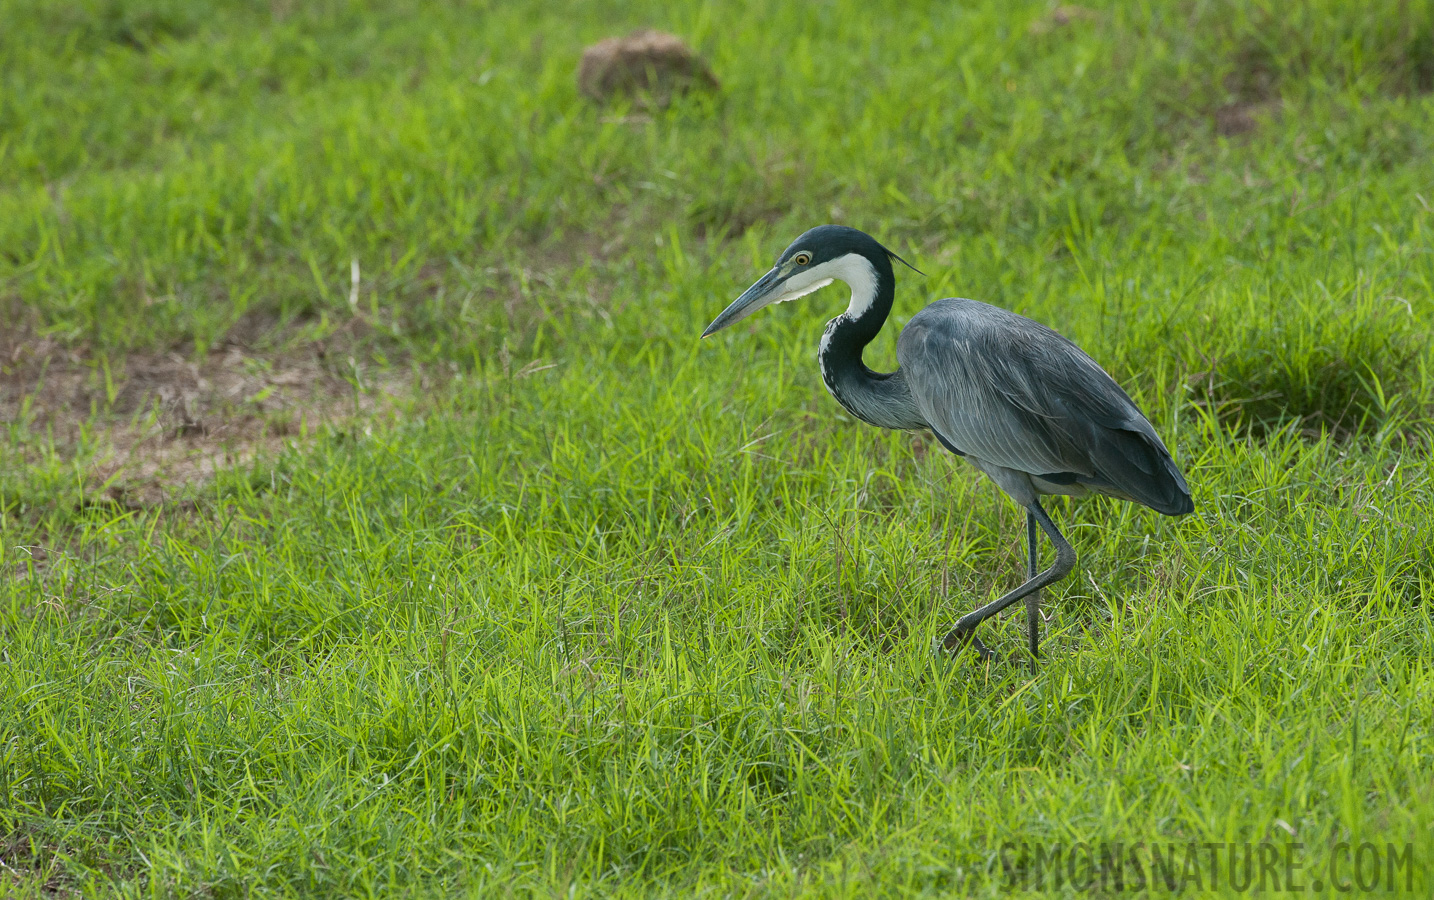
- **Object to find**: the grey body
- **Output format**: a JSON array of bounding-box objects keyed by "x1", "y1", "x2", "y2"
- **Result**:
[
  {"x1": 826, "y1": 297, "x2": 1191, "y2": 516},
  {"x1": 703, "y1": 225, "x2": 1192, "y2": 663}
]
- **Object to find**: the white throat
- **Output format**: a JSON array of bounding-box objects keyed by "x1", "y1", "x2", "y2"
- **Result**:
[
  {"x1": 823, "y1": 253, "x2": 880, "y2": 319},
  {"x1": 773, "y1": 252, "x2": 880, "y2": 318},
  {"x1": 814, "y1": 254, "x2": 883, "y2": 371}
]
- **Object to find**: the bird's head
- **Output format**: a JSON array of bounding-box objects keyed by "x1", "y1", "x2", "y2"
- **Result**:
[{"x1": 701, "y1": 225, "x2": 920, "y2": 338}]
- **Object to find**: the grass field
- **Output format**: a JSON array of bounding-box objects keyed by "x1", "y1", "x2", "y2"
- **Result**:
[{"x1": 3, "y1": 0, "x2": 1434, "y2": 895}]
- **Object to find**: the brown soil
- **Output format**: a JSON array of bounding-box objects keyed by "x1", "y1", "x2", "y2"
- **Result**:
[
  {"x1": 1028, "y1": 5, "x2": 1098, "y2": 35},
  {"x1": 577, "y1": 30, "x2": 719, "y2": 107},
  {"x1": 1, "y1": 322, "x2": 410, "y2": 509},
  {"x1": 1213, "y1": 99, "x2": 1279, "y2": 137}
]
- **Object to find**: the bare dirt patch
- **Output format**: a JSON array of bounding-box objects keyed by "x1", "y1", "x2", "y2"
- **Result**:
[
  {"x1": 1213, "y1": 98, "x2": 1279, "y2": 137},
  {"x1": 1028, "y1": 5, "x2": 1098, "y2": 36},
  {"x1": 578, "y1": 30, "x2": 719, "y2": 107},
  {"x1": 1213, "y1": 38, "x2": 1282, "y2": 138},
  {"x1": 2, "y1": 321, "x2": 411, "y2": 510}
]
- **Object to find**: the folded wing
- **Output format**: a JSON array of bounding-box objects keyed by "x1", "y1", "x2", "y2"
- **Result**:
[{"x1": 897, "y1": 298, "x2": 1193, "y2": 516}]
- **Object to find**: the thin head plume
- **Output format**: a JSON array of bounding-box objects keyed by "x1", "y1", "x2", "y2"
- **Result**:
[{"x1": 887, "y1": 248, "x2": 924, "y2": 276}]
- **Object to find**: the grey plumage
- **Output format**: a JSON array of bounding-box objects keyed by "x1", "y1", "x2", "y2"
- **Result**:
[
  {"x1": 898, "y1": 298, "x2": 1192, "y2": 516},
  {"x1": 703, "y1": 225, "x2": 1192, "y2": 665}
]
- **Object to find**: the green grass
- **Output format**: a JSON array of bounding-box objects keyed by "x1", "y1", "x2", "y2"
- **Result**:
[{"x1": 3, "y1": 0, "x2": 1434, "y2": 895}]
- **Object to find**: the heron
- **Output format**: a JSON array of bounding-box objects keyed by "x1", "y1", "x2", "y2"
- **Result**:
[{"x1": 702, "y1": 225, "x2": 1192, "y2": 663}]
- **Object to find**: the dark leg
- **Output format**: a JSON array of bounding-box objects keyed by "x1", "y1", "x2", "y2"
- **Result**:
[
  {"x1": 1025, "y1": 509, "x2": 1041, "y2": 667},
  {"x1": 940, "y1": 501, "x2": 1075, "y2": 660}
]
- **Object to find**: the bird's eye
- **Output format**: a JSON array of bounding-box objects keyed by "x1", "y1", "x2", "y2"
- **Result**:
[{"x1": 793, "y1": 252, "x2": 812, "y2": 266}]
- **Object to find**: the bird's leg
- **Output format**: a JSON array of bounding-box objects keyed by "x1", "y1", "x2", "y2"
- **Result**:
[
  {"x1": 1025, "y1": 509, "x2": 1041, "y2": 668},
  {"x1": 940, "y1": 501, "x2": 1075, "y2": 660}
]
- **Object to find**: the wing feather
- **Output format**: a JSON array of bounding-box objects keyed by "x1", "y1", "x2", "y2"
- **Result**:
[{"x1": 897, "y1": 299, "x2": 1193, "y2": 515}]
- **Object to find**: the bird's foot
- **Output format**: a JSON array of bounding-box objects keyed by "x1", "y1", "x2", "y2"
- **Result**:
[{"x1": 936, "y1": 626, "x2": 997, "y2": 663}]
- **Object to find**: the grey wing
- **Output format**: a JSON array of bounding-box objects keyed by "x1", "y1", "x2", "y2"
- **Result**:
[{"x1": 897, "y1": 299, "x2": 1193, "y2": 515}]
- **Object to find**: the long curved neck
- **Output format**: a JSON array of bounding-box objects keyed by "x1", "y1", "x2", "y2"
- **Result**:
[{"x1": 817, "y1": 253, "x2": 925, "y2": 430}]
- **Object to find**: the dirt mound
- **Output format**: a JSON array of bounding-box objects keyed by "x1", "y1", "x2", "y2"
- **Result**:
[
  {"x1": 1029, "y1": 5, "x2": 1097, "y2": 35},
  {"x1": 578, "y1": 30, "x2": 718, "y2": 106}
]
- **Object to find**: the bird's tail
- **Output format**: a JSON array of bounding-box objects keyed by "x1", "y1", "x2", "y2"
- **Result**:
[{"x1": 1089, "y1": 425, "x2": 1194, "y2": 516}]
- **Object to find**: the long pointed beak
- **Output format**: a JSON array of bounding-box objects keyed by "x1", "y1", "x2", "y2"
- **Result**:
[{"x1": 701, "y1": 267, "x2": 784, "y2": 338}]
